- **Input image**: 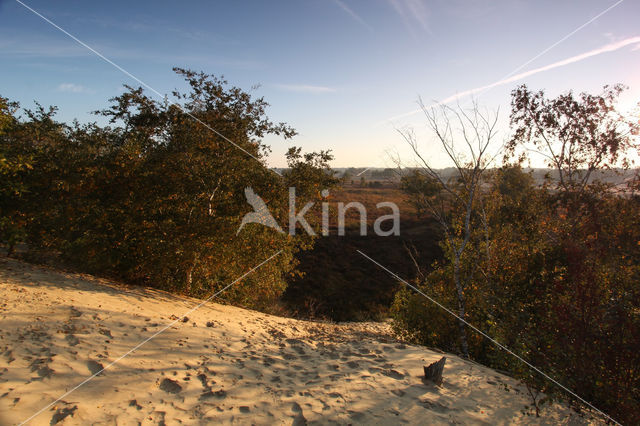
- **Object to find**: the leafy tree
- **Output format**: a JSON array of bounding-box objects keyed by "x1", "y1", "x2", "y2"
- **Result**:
[
  {"x1": 0, "y1": 68, "x2": 334, "y2": 311},
  {"x1": 393, "y1": 85, "x2": 640, "y2": 423},
  {"x1": 284, "y1": 146, "x2": 337, "y2": 199},
  {"x1": 507, "y1": 84, "x2": 637, "y2": 193},
  {"x1": 0, "y1": 96, "x2": 30, "y2": 254}
]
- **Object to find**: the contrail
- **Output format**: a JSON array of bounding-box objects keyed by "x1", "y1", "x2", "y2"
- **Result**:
[
  {"x1": 382, "y1": 35, "x2": 640, "y2": 123},
  {"x1": 333, "y1": 0, "x2": 373, "y2": 32}
]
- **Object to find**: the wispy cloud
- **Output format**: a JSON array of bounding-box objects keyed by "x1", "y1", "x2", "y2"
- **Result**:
[
  {"x1": 388, "y1": 0, "x2": 431, "y2": 35},
  {"x1": 57, "y1": 83, "x2": 92, "y2": 93},
  {"x1": 383, "y1": 36, "x2": 640, "y2": 123},
  {"x1": 333, "y1": 0, "x2": 373, "y2": 32},
  {"x1": 70, "y1": 15, "x2": 240, "y2": 45},
  {"x1": 0, "y1": 34, "x2": 263, "y2": 69},
  {"x1": 274, "y1": 84, "x2": 336, "y2": 94},
  {"x1": 0, "y1": 37, "x2": 88, "y2": 58}
]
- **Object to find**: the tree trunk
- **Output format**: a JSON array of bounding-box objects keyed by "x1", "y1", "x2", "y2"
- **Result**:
[
  {"x1": 453, "y1": 257, "x2": 470, "y2": 358},
  {"x1": 186, "y1": 265, "x2": 194, "y2": 295},
  {"x1": 185, "y1": 252, "x2": 199, "y2": 295}
]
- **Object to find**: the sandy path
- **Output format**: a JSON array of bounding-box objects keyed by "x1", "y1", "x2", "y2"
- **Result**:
[{"x1": 0, "y1": 256, "x2": 599, "y2": 425}]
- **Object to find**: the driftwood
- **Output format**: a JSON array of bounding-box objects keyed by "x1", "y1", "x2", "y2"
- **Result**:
[{"x1": 423, "y1": 356, "x2": 446, "y2": 386}]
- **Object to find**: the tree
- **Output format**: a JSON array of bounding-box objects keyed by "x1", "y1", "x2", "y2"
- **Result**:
[
  {"x1": 397, "y1": 100, "x2": 499, "y2": 358},
  {"x1": 284, "y1": 147, "x2": 338, "y2": 199},
  {"x1": 507, "y1": 84, "x2": 637, "y2": 193},
  {"x1": 393, "y1": 85, "x2": 640, "y2": 422},
  {"x1": 505, "y1": 85, "x2": 640, "y2": 423},
  {"x1": 0, "y1": 96, "x2": 29, "y2": 254},
  {"x1": 0, "y1": 68, "x2": 335, "y2": 311}
]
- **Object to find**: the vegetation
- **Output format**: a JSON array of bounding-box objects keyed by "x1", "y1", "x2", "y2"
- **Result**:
[
  {"x1": 0, "y1": 68, "x2": 334, "y2": 311},
  {"x1": 397, "y1": 100, "x2": 499, "y2": 358},
  {"x1": 283, "y1": 185, "x2": 441, "y2": 321},
  {"x1": 2, "y1": 69, "x2": 639, "y2": 422},
  {"x1": 392, "y1": 85, "x2": 640, "y2": 423}
]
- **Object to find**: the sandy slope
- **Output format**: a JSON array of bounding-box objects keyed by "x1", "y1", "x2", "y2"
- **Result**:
[{"x1": 0, "y1": 256, "x2": 600, "y2": 425}]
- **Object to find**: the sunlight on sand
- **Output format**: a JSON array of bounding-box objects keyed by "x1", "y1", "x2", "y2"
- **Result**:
[{"x1": 0, "y1": 257, "x2": 602, "y2": 425}]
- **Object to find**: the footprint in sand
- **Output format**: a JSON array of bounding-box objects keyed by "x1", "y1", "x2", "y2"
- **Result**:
[
  {"x1": 262, "y1": 356, "x2": 276, "y2": 366},
  {"x1": 368, "y1": 367, "x2": 405, "y2": 380},
  {"x1": 348, "y1": 411, "x2": 366, "y2": 422},
  {"x1": 87, "y1": 360, "x2": 104, "y2": 375},
  {"x1": 420, "y1": 398, "x2": 452, "y2": 413},
  {"x1": 128, "y1": 399, "x2": 142, "y2": 410},
  {"x1": 346, "y1": 360, "x2": 359, "y2": 369},
  {"x1": 30, "y1": 358, "x2": 54, "y2": 379},
  {"x1": 199, "y1": 389, "x2": 227, "y2": 401},
  {"x1": 3, "y1": 350, "x2": 15, "y2": 364},
  {"x1": 159, "y1": 378, "x2": 182, "y2": 394},
  {"x1": 50, "y1": 405, "x2": 77, "y2": 424},
  {"x1": 65, "y1": 334, "x2": 80, "y2": 346}
]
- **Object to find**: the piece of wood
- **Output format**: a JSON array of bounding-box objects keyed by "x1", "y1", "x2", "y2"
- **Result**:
[{"x1": 423, "y1": 356, "x2": 446, "y2": 386}]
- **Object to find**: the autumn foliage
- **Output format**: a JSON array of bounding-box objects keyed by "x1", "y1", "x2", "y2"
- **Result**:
[
  {"x1": 392, "y1": 85, "x2": 640, "y2": 423},
  {"x1": 0, "y1": 68, "x2": 335, "y2": 310}
]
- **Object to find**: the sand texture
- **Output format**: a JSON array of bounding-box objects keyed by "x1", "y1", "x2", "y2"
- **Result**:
[{"x1": 0, "y1": 256, "x2": 601, "y2": 425}]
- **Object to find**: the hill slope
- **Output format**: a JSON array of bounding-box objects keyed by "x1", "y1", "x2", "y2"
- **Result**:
[{"x1": 0, "y1": 257, "x2": 600, "y2": 425}]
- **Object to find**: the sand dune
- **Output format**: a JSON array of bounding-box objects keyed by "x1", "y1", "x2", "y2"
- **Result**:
[{"x1": 0, "y1": 256, "x2": 601, "y2": 425}]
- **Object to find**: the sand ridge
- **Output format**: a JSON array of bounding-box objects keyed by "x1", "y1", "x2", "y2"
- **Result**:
[{"x1": 0, "y1": 256, "x2": 600, "y2": 425}]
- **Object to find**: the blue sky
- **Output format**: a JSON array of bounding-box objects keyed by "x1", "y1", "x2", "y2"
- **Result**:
[{"x1": 1, "y1": 0, "x2": 639, "y2": 167}]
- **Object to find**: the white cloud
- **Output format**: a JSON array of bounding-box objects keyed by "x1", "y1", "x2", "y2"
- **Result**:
[
  {"x1": 274, "y1": 84, "x2": 336, "y2": 94},
  {"x1": 57, "y1": 83, "x2": 92, "y2": 93}
]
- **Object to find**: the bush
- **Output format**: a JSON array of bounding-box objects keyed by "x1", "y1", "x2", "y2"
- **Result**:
[
  {"x1": 0, "y1": 69, "x2": 335, "y2": 311},
  {"x1": 392, "y1": 166, "x2": 640, "y2": 423}
]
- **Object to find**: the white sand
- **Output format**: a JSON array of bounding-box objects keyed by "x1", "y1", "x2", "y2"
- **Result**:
[{"x1": 0, "y1": 256, "x2": 601, "y2": 425}]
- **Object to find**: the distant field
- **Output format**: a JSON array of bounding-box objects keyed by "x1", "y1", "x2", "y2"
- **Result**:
[
  {"x1": 283, "y1": 185, "x2": 441, "y2": 321},
  {"x1": 332, "y1": 185, "x2": 419, "y2": 226},
  {"x1": 283, "y1": 169, "x2": 639, "y2": 321},
  {"x1": 308, "y1": 184, "x2": 421, "y2": 232}
]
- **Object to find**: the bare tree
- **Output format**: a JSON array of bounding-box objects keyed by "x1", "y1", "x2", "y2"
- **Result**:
[{"x1": 397, "y1": 99, "x2": 499, "y2": 358}]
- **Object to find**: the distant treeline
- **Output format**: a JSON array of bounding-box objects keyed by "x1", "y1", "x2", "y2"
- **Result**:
[{"x1": 332, "y1": 166, "x2": 638, "y2": 185}]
